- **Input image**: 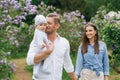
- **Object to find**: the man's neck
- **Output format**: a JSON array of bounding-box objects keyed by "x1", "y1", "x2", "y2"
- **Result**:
[{"x1": 47, "y1": 32, "x2": 57, "y2": 43}]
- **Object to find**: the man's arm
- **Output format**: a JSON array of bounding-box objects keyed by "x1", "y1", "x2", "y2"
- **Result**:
[
  {"x1": 34, "y1": 42, "x2": 54, "y2": 64},
  {"x1": 68, "y1": 72, "x2": 77, "y2": 80},
  {"x1": 63, "y1": 41, "x2": 77, "y2": 80}
]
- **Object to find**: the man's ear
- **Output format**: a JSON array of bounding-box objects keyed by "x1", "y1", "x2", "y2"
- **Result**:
[{"x1": 56, "y1": 23, "x2": 60, "y2": 29}]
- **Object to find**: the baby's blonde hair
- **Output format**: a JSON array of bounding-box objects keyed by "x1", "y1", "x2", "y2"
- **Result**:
[{"x1": 34, "y1": 14, "x2": 47, "y2": 26}]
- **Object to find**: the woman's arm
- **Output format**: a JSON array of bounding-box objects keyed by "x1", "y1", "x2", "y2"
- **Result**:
[
  {"x1": 103, "y1": 43, "x2": 110, "y2": 79},
  {"x1": 75, "y1": 45, "x2": 83, "y2": 78}
]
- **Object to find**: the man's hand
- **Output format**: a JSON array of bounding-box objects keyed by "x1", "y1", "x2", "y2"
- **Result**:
[{"x1": 68, "y1": 72, "x2": 77, "y2": 80}]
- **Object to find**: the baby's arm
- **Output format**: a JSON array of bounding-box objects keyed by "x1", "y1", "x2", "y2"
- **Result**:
[{"x1": 34, "y1": 29, "x2": 44, "y2": 48}]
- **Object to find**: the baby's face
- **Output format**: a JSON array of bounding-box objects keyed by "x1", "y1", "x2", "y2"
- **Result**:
[{"x1": 38, "y1": 23, "x2": 46, "y2": 31}]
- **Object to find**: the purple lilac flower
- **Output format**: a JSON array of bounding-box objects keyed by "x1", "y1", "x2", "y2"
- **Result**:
[
  {"x1": 0, "y1": 59, "x2": 7, "y2": 64},
  {"x1": 15, "y1": 40, "x2": 19, "y2": 47},
  {"x1": 21, "y1": 22, "x2": 25, "y2": 27},
  {"x1": 12, "y1": 20, "x2": 19, "y2": 24},
  {"x1": 9, "y1": 62, "x2": 16, "y2": 72},
  {"x1": 82, "y1": 20, "x2": 86, "y2": 25},
  {"x1": 9, "y1": 37, "x2": 14, "y2": 41},
  {"x1": 0, "y1": 5, "x2": 2, "y2": 9},
  {"x1": 6, "y1": 52, "x2": 11, "y2": 56},
  {"x1": 64, "y1": 13, "x2": 71, "y2": 21},
  {"x1": 21, "y1": 12, "x2": 27, "y2": 16},
  {"x1": 29, "y1": 9, "x2": 37, "y2": 14},
  {"x1": 7, "y1": 15, "x2": 12, "y2": 22},
  {"x1": 0, "y1": 22, "x2": 5, "y2": 26},
  {"x1": 10, "y1": 0, "x2": 18, "y2": 5},
  {"x1": 40, "y1": 1, "x2": 44, "y2": 6},
  {"x1": 3, "y1": 3, "x2": 9, "y2": 8},
  {"x1": 13, "y1": 28, "x2": 18, "y2": 34},
  {"x1": 0, "y1": 60, "x2": 4, "y2": 64},
  {"x1": 111, "y1": 45, "x2": 115, "y2": 50},
  {"x1": 3, "y1": 10, "x2": 8, "y2": 13},
  {"x1": 14, "y1": 3, "x2": 21, "y2": 9},
  {"x1": 81, "y1": 15, "x2": 85, "y2": 19},
  {"x1": 6, "y1": 0, "x2": 11, "y2": 3},
  {"x1": 1, "y1": 1, "x2": 6, "y2": 5}
]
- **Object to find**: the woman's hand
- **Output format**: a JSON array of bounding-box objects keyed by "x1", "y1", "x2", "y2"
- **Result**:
[{"x1": 104, "y1": 75, "x2": 109, "y2": 80}]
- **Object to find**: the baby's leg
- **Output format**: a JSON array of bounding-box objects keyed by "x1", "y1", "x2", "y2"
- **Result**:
[
  {"x1": 42, "y1": 54, "x2": 53, "y2": 73},
  {"x1": 34, "y1": 63, "x2": 41, "y2": 78}
]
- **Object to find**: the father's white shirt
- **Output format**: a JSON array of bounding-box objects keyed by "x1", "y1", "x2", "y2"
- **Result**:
[{"x1": 26, "y1": 34, "x2": 74, "y2": 80}]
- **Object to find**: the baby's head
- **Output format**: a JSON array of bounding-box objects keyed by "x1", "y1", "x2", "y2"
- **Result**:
[{"x1": 34, "y1": 14, "x2": 47, "y2": 26}]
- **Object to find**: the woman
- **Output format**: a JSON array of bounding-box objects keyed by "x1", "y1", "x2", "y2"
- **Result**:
[{"x1": 75, "y1": 23, "x2": 109, "y2": 80}]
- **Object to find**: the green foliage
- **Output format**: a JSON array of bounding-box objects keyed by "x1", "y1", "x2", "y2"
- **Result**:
[
  {"x1": 105, "y1": 0, "x2": 120, "y2": 11},
  {"x1": 85, "y1": 0, "x2": 106, "y2": 21},
  {"x1": 34, "y1": 0, "x2": 86, "y2": 14},
  {"x1": 102, "y1": 25, "x2": 120, "y2": 66},
  {"x1": 85, "y1": 0, "x2": 120, "y2": 21},
  {"x1": 58, "y1": 0, "x2": 86, "y2": 13},
  {"x1": 32, "y1": 0, "x2": 57, "y2": 6},
  {"x1": 0, "y1": 50, "x2": 12, "y2": 79}
]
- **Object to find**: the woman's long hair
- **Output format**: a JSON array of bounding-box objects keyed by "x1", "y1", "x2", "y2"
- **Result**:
[{"x1": 81, "y1": 23, "x2": 99, "y2": 54}]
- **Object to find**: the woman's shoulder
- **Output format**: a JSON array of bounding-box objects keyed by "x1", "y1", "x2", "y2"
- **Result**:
[{"x1": 99, "y1": 41, "x2": 106, "y2": 46}]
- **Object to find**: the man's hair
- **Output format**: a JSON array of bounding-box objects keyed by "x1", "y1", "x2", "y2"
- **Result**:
[{"x1": 46, "y1": 13, "x2": 60, "y2": 24}]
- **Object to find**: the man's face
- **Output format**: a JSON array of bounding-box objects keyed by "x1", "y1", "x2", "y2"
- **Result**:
[{"x1": 45, "y1": 17, "x2": 57, "y2": 34}]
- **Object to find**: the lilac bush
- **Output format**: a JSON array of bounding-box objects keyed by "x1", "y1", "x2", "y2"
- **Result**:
[
  {"x1": 0, "y1": 0, "x2": 62, "y2": 58},
  {"x1": 0, "y1": 0, "x2": 86, "y2": 78},
  {"x1": 0, "y1": 0, "x2": 37, "y2": 79},
  {"x1": 0, "y1": 50, "x2": 16, "y2": 79},
  {"x1": 59, "y1": 10, "x2": 86, "y2": 54}
]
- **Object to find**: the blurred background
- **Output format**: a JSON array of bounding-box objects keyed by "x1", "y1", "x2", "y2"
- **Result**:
[{"x1": 0, "y1": 0, "x2": 120, "y2": 80}]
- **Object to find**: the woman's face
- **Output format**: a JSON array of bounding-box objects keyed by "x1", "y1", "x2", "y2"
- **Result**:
[{"x1": 85, "y1": 26, "x2": 96, "y2": 40}]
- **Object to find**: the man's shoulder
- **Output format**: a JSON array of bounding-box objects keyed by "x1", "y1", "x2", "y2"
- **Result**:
[{"x1": 59, "y1": 36, "x2": 69, "y2": 42}]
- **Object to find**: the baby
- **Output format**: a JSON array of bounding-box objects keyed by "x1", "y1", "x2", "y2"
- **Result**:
[{"x1": 29, "y1": 14, "x2": 52, "y2": 78}]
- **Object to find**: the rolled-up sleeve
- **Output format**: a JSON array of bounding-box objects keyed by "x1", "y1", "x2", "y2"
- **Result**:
[
  {"x1": 103, "y1": 43, "x2": 110, "y2": 75},
  {"x1": 63, "y1": 41, "x2": 74, "y2": 73},
  {"x1": 26, "y1": 44, "x2": 36, "y2": 65},
  {"x1": 75, "y1": 45, "x2": 83, "y2": 78}
]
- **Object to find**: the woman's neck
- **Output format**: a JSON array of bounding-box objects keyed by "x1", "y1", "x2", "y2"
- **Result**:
[{"x1": 89, "y1": 38, "x2": 95, "y2": 45}]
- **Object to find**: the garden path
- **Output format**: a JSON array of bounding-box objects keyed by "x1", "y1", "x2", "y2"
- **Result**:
[{"x1": 11, "y1": 58, "x2": 32, "y2": 80}]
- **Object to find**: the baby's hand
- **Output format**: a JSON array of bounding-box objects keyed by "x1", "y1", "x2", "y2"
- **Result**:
[
  {"x1": 36, "y1": 25, "x2": 46, "y2": 31},
  {"x1": 47, "y1": 42, "x2": 54, "y2": 53},
  {"x1": 40, "y1": 43, "x2": 46, "y2": 49}
]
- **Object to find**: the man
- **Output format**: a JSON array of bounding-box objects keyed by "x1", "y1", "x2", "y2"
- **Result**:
[{"x1": 26, "y1": 13, "x2": 77, "y2": 80}]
